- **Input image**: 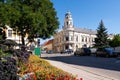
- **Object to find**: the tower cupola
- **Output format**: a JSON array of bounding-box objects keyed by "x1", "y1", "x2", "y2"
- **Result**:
[{"x1": 63, "y1": 11, "x2": 73, "y2": 30}]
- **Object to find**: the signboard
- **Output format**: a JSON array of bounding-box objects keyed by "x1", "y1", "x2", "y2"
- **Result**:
[{"x1": 34, "y1": 47, "x2": 41, "y2": 56}]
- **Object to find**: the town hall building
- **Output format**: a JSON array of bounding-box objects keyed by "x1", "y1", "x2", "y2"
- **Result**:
[{"x1": 53, "y1": 11, "x2": 97, "y2": 53}]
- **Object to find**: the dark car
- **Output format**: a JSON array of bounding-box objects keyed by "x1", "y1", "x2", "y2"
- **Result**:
[
  {"x1": 96, "y1": 48, "x2": 118, "y2": 57},
  {"x1": 60, "y1": 50, "x2": 68, "y2": 54},
  {"x1": 74, "y1": 48, "x2": 91, "y2": 56}
]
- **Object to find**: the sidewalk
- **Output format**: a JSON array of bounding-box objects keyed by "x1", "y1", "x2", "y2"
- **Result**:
[{"x1": 46, "y1": 60, "x2": 119, "y2": 80}]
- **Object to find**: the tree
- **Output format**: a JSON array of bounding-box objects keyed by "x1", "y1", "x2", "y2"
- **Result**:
[
  {"x1": 0, "y1": 27, "x2": 7, "y2": 40},
  {"x1": 2, "y1": 27, "x2": 6, "y2": 40},
  {"x1": 109, "y1": 34, "x2": 120, "y2": 47},
  {"x1": 95, "y1": 20, "x2": 109, "y2": 47},
  {"x1": 0, "y1": 28, "x2": 2, "y2": 39},
  {"x1": 0, "y1": 0, "x2": 59, "y2": 45}
]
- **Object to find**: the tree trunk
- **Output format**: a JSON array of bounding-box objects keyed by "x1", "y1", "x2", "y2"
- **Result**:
[{"x1": 21, "y1": 34, "x2": 25, "y2": 46}]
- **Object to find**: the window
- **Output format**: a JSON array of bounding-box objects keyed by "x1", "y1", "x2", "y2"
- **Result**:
[
  {"x1": 76, "y1": 45, "x2": 78, "y2": 49},
  {"x1": 85, "y1": 37, "x2": 87, "y2": 42},
  {"x1": 82, "y1": 36, "x2": 84, "y2": 42},
  {"x1": 71, "y1": 36, "x2": 73, "y2": 41},
  {"x1": 76, "y1": 36, "x2": 78, "y2": 42},
  {"x1": 66, "y1": 36, "x2": 69, "y2": 41},
  {"x1": 8, "y1": 30, "x2": 12, "y2": 37},
  {"x1": 65, "y1": 45, "x2": 69, "y2": 49},
  {"x1": 66, "y1": 21, "x2": 68, "y2": 26},
  {"x1": 89, "y1": 38, "x2": 91, "y2": 42}
]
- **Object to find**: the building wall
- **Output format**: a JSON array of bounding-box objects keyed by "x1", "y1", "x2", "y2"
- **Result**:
[
  {"x1": 53, "y1": 30, "x2": 96, "y2": 52},
  {"x1": 53, "y1": 31, "x2": 63, "y2": 53},
  {"x1": 74, "y1": 32, "x2": 96, "y2": 48},
  {"x1": 43, "y1": 43, "x2": 53, "y2": 52},
  {"x1": 42, "y1": 39, "x2": 53, "y2": 53}
]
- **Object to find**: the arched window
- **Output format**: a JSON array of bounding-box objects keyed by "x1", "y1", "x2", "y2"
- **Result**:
[
  {"x1": 85, "y1": 37, "x2": 87, "y2": 42},
  {"x1": 71, "y1": 36, "x2": 73, "y2": 41},
  {"x1": 76, "y1": 36, "x2": 78, "y2": 42},
  {"x1": 76, "y1": 45, "x2": 78, "y2": 49},
  {"x1": 82, "y1": 36, "x2": 84, "y2": 42},
  {"x1": 66, "y1": 21, "x2": 69, "y2": 26},
  {"x1": 66, "y1": 36, "x2": 69, "y2": 41}
]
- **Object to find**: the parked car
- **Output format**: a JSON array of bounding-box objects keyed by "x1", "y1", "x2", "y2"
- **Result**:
[
  {"x1": 114, "y1": 47, "x2": 120, "y2": 56},
  {"x1": 48, "y1": 50, "x2": 53, "y2": 54},
  {"x1": 60, "y1": 50, "x2": 67, "y2": 54},
  {"x1": 67, "y1": 49, "x2": 73, "y2": 54},
  {"x1": 74, "y1": 48, "x2": 91, "y2": 56},
  {"x1": 60, "y1": 49, "x2": 73, "y2": 54},
  {"x1": 90, "y1": 48, "x2": 97, "y2": 56},
  {"x1": 41, "y1": 50, "x2": 46, "y2": 54},
  {"x1": 96, "y1": 48, "x2": 118, "y2": 57}
]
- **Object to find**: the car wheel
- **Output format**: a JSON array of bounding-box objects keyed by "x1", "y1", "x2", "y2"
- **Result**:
[
  {"x1": 74, "y1": 54, "x2": 76, "y2": 56},
  {"x1": 88, "y1": 54, "x2": 91, "y2": 56},
  {"x1": 74, "y1": 53, "x2": 76, "y2": 56}
]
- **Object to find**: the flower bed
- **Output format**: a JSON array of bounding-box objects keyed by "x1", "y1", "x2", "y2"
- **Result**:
[{"x1": 18, "y1": 54, "x2": 77, "y2": 80}]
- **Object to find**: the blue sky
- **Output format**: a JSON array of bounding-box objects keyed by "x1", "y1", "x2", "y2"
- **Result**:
[
  {"x1": 51, "y1": 0, "x2": 120, "y2": 33},
  {"x1": 41, "y1": 0, "x2": 120, "y2": 44}
]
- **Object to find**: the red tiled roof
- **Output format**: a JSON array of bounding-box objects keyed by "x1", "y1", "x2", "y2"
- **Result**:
[{"x1": 44, "y1": 39, "x2": 53, "y2": 46}]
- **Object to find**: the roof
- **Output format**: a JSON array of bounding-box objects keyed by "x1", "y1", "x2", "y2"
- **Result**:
[
  {"x1": 74, "y1": 27, "x2": 97, "y2": 35},
  {"x1": 44, "y1": 39, "x2": 53, "y2": 46}
]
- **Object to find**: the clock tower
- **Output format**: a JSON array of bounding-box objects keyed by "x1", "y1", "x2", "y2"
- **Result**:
[{"x1": 63, "y1": 11, "x2": 74, "y2": 30}]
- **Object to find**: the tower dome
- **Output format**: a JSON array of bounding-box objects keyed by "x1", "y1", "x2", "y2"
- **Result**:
[{"x1": 65, "y1": 11, "x2": 72, "y2": 18}]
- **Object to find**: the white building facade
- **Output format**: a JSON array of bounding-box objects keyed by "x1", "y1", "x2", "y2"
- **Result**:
[
  {"x1": 0, "y1": 25, "x2": 28, "y2": 45},
  {"x1": 53, "y1": 11, "x2": 97, "y2": 52}
]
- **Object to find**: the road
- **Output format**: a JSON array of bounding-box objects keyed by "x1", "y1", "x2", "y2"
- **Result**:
[{"x1": 41, "y1": 53, "x2": 120, "y2": 80}]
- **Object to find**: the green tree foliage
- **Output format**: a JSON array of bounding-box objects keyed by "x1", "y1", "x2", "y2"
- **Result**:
[
  {"x1": 95, "y1": 20, "x2": 109, "y2": 47},
  {"x1": 0, "y1": 0, "x2": 59, "y2": 45},
  {"x1": 109, "y1": 34, "x2": 120, "y2": 47}
]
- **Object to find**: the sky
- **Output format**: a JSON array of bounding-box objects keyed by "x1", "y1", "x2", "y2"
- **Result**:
[{"x1": 41, "y1": 0, "x2": 120, "y2": 44}]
